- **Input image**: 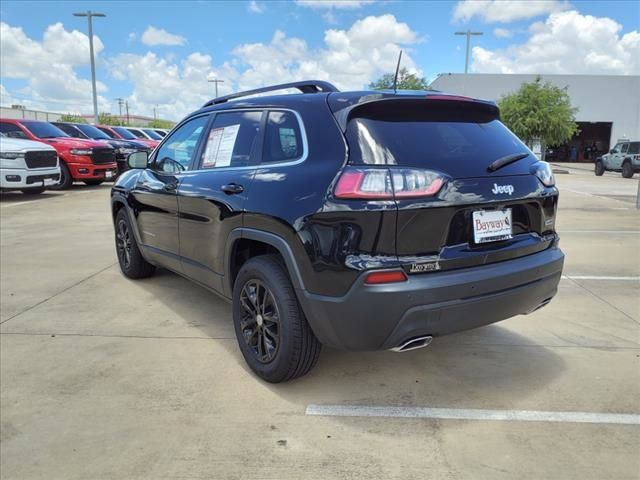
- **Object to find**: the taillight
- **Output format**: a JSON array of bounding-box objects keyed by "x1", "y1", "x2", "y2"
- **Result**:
[
  {"x1": 334, "y1": 167, "x2": 446, "y2": 200},
  {"x1": 364, "y1": 270, "x2": 408, "y2": 285}
]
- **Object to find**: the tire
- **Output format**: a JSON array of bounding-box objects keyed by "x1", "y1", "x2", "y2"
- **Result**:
[
  {"x1": 621, "y1": 161, "x2": 634, "y2": 179},
  {"x1": 21, "y1": 188, "x2": 45, "y2": 195},
  {"x1": 594, "y1": 161, "x2": 605, "y2": 176},
  {"x1": 51, "y1": 162, "x2": 73, "y2": 190},
  {"x1": 114, "y1": 208, "x2": 155, "y2": 279},
  {"x1": 83, "y1": 179, "x2": 104, "y2": 186},
  {"x1": 232, "y1": 255, "x2": 321, "y2": 383}
]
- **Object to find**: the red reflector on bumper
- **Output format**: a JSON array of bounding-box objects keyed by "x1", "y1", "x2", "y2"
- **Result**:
[{"x1": 364, "y1": 270, "x2": 408, "y2": 285}]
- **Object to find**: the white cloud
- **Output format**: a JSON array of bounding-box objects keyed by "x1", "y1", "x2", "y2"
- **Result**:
[
  {"x1": 232, "y1": 15, "x2": 420, "y2": 91},
  {"x1": 108, "y1": 14, "x2": 421, "y2": 120},
  {"x1": 0, "y1": 22, "x2": 110, "y2": 112},
  {"x1": 247, "y1": 1, "x2": 266, "y2": 13},
  {"x1": 493, "y1": 28, "x2": 513, "y2": 38},
  {"x1": 453, "y1": 0, "x2": 570, "y2": 23},
  {"x1": 323, "y1": 11, "x2": 339, "y2": 24},
  {"x1": 108, "y1": 51, "x2": 237, "y2": 120},
  {"x1": 2, "y1": 15, "x2": 422, "y2": 121},
  {"x1": 296, "y1": 0, "x2": 375, "y2": 9},
  {"x1": 0, "y1": 84, "x2": 16, "y2": 106},
  {"x1": 141, "y1": 26, "x2": 186, "y2": 46},
  {"x1": 472, "y1": 10, "x2": 640, "y2": 74}
]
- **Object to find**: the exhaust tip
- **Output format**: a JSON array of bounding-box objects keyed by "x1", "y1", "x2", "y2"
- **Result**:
[{"x1": 390, "y1": 335, "x2": 433, "y2": 353}]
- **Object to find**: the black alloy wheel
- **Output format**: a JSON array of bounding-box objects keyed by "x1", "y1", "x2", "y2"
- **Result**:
[
  {"x1": 239, "y1": 279, "x2": 280, "y2": 363},
  {"x1": 116, "y1": 218, "x2": 133, "y2": 270}
]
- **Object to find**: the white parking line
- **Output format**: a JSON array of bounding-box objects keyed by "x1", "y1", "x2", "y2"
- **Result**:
[
  {"x1": 563, "y1": 275, "x2": 640, "y2": 281},
  {"x1": 305, "y1": 404, "x2": 640, "y2": 425}
]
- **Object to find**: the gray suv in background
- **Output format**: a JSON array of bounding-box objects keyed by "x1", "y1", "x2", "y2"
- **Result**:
[{"x1": 595, "y1": 141, "x2": 640, "y2": 178}]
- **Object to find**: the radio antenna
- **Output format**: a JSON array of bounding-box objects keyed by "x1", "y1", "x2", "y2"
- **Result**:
[{"x1": 392, "y1": 50, "x2": 403, "y2": 93}]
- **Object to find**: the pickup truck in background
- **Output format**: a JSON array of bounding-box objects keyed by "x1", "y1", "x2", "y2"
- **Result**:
[
  {"x1": 0, "y1": 134, "x2": 60, "y2": 194},
  {"x1": 0, "y1": 118, "x2": 118, "y2": 189}
]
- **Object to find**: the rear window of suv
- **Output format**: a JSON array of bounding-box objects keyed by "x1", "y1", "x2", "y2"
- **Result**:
[{"x1": 345, "y1": 109, "x2": 531, "y2": 177}]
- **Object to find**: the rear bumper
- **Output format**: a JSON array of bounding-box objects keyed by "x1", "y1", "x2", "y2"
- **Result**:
[{"x1": 300, "y1": 247, "x2": 564, "y2": 351}]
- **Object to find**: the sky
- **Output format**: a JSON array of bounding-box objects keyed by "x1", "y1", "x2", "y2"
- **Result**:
[{"x1": 1, "y1": 0, "x2": 639, "y2": 121}]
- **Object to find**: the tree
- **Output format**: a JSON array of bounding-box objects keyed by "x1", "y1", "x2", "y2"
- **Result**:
[
  {"x1": 98, "y1": 112, "x2": 122, "y2": 126},
  {"x1": 369, "y1": 68, "x2": 430, "y2": 91},
  {"x1": 59, "y1": 113, "x2": 86, "y2": 123},
  {"x1": 148, "y1": 119, "x2": 174, "y2": 129},
  {"x1": 498, "y1": 77, "x2": 578, "y2": 155}
]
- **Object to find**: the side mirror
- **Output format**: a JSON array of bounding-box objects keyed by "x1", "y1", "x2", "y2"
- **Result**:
[
  {"x1": 128, "y1": 151, "x2": 149, "y2": 169},
  {"x1": 609, "y1": 149, "x2": 616, "y2": 154}
]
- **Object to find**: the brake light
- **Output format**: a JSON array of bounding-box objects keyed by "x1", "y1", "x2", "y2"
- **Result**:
[
  {"x1": 427, "y1": 94, "x2": 475, "y2": 102},
  {"x1": 334, "y1": 169, "x2": 393, "y2": 199},
  {"x1": 364, "y1": 270, "x2": 408, "y2": 285},
  {"x1": 334, "y1": 167, "x2": 446, "y2": 200}
]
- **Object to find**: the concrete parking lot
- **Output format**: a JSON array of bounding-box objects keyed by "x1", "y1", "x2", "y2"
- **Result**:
[{"x1": 1, "y1": 166, "x2": 639, "y2": 480}]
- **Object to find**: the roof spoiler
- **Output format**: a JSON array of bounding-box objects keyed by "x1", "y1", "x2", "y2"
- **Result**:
[
  {"x1": 331, "y1": 94, "x2": 500, "y2": 131},
  {"x1": 202, "y1": 80, "x2": 339, "y2": 107}
]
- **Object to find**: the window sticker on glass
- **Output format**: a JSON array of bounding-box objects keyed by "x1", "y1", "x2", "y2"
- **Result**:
[
  {"x1": 279, "y1": 128, "x2": 297, "y2": 157},
  {"x1": 202, "y1": 124, "x2": 241, "y2": 168}
]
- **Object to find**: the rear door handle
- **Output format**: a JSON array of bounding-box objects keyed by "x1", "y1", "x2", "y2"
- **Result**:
[{"x1": 221, "y1": 183, "x2": 244, "y2": 194}]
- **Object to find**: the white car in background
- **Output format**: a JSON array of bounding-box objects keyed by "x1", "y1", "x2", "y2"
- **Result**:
[{"x1": 0, "y1": 134, "x2": 60, "y2": 194}]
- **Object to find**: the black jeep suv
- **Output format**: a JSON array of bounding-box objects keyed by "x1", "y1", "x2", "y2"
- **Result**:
[{"x1": 111, "y1": 80, "x2": 564, "y2": 382}]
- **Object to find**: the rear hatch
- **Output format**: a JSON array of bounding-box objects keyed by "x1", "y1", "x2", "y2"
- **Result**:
[{"x1": 332, "y1": 94, "x2": 558, "y2": 273}]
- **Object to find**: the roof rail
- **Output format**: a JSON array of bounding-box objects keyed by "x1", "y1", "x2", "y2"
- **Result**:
[{"x1": 202, "y1": 80, "x2": 339, "y2": 107}]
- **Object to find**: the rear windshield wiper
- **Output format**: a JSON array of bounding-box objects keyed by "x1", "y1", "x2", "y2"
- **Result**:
[{"x1": 487, "y1": 152, "x2": 530, "y2": 172}]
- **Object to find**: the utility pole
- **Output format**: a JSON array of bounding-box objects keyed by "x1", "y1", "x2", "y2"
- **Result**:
[
  {"x1": 208, "y1": 78, "x2": 224, "y2": 97},
  {"x1": 125, "y1": 100, "x2": 130, "y2": 126},
  {"x1": 153, "y1": 105, "x2": 158, "y2": 121},
  {"x1": 73, "y1": 11, "x2": 106, "y2": 124},
  {"x1": 115, "y1": 97, "x2": 124, "y2": 120},
  {"x1": 455, "y1": 29, "x2": 483, "y2": 74}
]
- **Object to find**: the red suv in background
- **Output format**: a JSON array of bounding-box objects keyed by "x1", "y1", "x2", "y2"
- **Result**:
[
  {"x1": 0, "y1": 119, "x2": 117, "y2": 189},
  {"x1": 96, "y1": 125, "x2": 160, "y2": 150}
]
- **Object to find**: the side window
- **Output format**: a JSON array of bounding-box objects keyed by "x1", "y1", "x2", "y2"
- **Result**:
[
  {"x1": 199, "y1": 111, "x2": 262, "y2": 169},
  {"x1": 263, "y1": 111, "x2": 303, "y2": 163},
  {"x1": 628, "y1": 143, "x2": 639, "y2": 154},
  {"x1": 0, "y1": 122, "x2": 27, "y2": 138},
  {"x1": 153, "y1": 116, "x2": 209, "y2": 173},
  {"x1": 621, "y1": 143, "x2": 629, "y2": 153}
]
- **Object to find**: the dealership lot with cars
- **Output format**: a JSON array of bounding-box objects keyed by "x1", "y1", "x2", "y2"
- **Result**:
[{"x1": 0, "y1": 166, "x2": 637, "y2": 479}]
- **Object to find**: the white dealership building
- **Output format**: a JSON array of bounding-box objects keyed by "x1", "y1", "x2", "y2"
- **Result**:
[{"x1": 430, "y1": 74, "x2": 640, "y2": 162}]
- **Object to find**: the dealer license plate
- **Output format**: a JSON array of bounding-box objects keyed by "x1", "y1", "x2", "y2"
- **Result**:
[
  {"x1": 472, "y1": 209, "x2": 512, "y2": 244},
  {"x1": 105, "y1": 171, "x2": 114, "y2": 179}
]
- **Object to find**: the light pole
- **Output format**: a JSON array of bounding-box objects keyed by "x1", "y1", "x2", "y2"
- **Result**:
[
  {"x1": 73, "y1": 11, "x2": 106, "y2": 124},
  {"x1": 455, "y1": 30, "x2": 483, "y2": 74},
  {"x1": 208, "y1": 78, "x2": 224, "y2": 98}
]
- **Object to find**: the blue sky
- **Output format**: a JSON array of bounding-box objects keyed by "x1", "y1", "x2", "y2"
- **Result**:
[{"x1": 1, "y1": 0, "x2": 638, "y2": 120}]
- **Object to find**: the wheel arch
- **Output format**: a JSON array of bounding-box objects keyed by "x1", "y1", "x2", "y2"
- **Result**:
[{"x1": 224, "y1": 228, "x2": 306, "y2": 298}]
